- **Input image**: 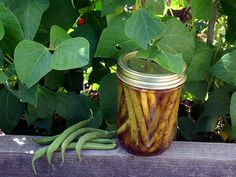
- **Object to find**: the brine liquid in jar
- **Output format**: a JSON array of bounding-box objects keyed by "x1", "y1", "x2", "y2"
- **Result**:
[
  {"x1": 116, "y1": 51, "x2": 186, "y2": 155},
  {"x1": 117, "y1": 81, "x2": 182, "y2": 155}
]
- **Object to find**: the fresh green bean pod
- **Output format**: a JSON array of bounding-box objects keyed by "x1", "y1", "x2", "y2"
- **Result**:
[
  {"x1": 32, "y1": 142, "x2": 117, "y2": 174},
  {"x1": 76, "y1": 131, "x2": 115, "y2": 160},
  {"x1": 33, "y1": 135, "x2": 59, "y2": 145},
  {"x1": 61, "y1": 127, "x2": 106, "y2": 165},
  {"x1": 46, "y1": 116, "x2": 92, "y2": 166},
  {"x1": 87, "y1": 138, "x2": 116, "y2": 144},
  {"x1": 32, "y1": 146, "x2": 49, "y2": 174}
]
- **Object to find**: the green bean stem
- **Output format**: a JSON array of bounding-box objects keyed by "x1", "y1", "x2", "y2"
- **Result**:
[{"x1": 33, "y1": 135, "x2": 59, "y2": 145}]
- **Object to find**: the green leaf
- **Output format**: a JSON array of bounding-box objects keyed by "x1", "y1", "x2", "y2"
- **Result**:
[
  {"x1": 221, "y1": 0, "x2": 236, "y2": 44},
  {"x1": 145, "y1": 0, "x2": 165, "y2": 15},
  {"x1": 25, "y1": 86, "x2": 57, "y2": 124},
  {"x1": 39, "y1": 0, "x2": 79, "y2": 31},
  {"x1": 7, "y1": 82, "x2": 38, "y2": 106},
  {"x1": 34, "y1": 118, "x2": 52, "y2": 133},
  {"x1": 0, "y1": 2, "x2": 24, "y2": 54},
  {"x1": 44, "y1": 70, "x2": 65, "y2": 90},
  {"x1": 79, "y1": 94, "x2": 99, "y2": 113},
  {"x1": 71, "y1": 0, "x2": 90, "y2": 10},
  {"x1": 14, "y1": 40, "x2": 52, "y2": 88},
  {"x1": 184, "y1": 81, "x2": 207, "y2": 101},
  {"x1": 34, "y1": 0, "x2": 79, "y2": 43},
  {"x1": 178, "y1": 117, "x2": 198, "y2": 141},
  {"x1": 125, "y1": 8, "x2": 166, "y2": 49},
  {"x1": 225, "y1": 18, "x2": 236, "y2": 44},
  {"x1": 0, "y1": 49, "x2": 3, "y2": 67},
  {"x1": 70, "y1": 24, "x2": 98, "y2": 58},
  {"x1": 79, "y1": 94, "x2": 103, "y2": 128},
  {"x1": 202, "y1": 88, "x2": 230, "y2": 117},
  {"x1": 0, "y1": 87, "x2": 24, "y2": 133},
  {"x1": 230, "y1": 92, "x2": 236, "y2": 130},
  {"x1": 101, "y1": 0, "x2": 135, "y2": 16},
  {"x1": 89, "y1": 62, "x2": 110, "y2": 84},
  {"x1": 187, "y1": 41, "x2": 212, "y2": 81},
  {"x1": 0, "y1": 21, "x2": 4, "y2": 40},
  {"x1": 157, "y1": 18, "x2": 195, "y2": 64},
  {"x1": 138, "y1": 45, "x2": 184, "y2": 74},
  {"x1": 169, "y1": 0, "x2": 190, "y2": 10},
  {"x1": 153, "y1": 51, "x2": 184, "y2": 75},
  {"x1": 95, "y1": 13, "x2": 138, "y2": 58},
  {"x1": 194, "y1": 116, "x2": 219, "y2": 133},
  {"x1": 50, "y1": 25, "x2": 71, "y2": 49},
  {"x1": 191, "y1": 0, "x2": 212, "y2": 20},
  {"x1": 36, "y1": 86, "x2": 57, "y2": 119},
  {"x1": 51, "y1": 37, "x2": 90, "y2": 70},
  {"x1": 0, "y1": 70, "x2": 7, "y2": 83},
  {"x1": 1, "y1": 0, "x2": 49, "y2": 40},
  {"x1": 56, "y1": 92, "x2": 89, "y2": 123},
  {"x1": 210, "y1": 50, "x2": 236, "y2": 85},
  {"x1": 89, "y1": 109, "x2": 103, "y2": 128},
  {"x1": 99, "y1": 74, "x2": 118, "y2": 123},
  {"x1": 82, "y1": 11, "x2": 107, "y2": 36}
]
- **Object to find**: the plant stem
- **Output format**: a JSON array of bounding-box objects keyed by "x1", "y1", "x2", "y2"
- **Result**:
[
  {"x1": 207, "y1": 2, "x2": 218, "y2": 44},
  {"x1": 135, "y1": 0, "x2": 142, "y2": 9},
  {"x1": 205, "y1": 1, "x2": 219, "y2": 94},
  {"x1": 5, "y1": 54, "x2": 14, "y2": 62},
  {"x1": 168, "y1": 7, "x2": 174, "y2": 17},
  {"x1": 4, "y1": 57, "x2": 11, "y2": 64}
]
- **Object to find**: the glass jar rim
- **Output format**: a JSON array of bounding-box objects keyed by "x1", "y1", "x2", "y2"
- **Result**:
[{"x1": 116, "y1": 51, "x2": 187, "y2": 90}]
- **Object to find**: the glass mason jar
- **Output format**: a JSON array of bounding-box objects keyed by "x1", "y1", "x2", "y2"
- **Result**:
[{"x1": 116, "y1": 51, "x2": 186, "y2": 155}]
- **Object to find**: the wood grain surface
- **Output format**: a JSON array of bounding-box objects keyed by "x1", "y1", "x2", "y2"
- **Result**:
[{"x1": 0, "y1": 135, "x2": 235, "y2": 177}]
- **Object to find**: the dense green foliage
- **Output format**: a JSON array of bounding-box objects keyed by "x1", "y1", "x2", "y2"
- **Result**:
[{"x1": 0, "y1": 0, "x2": 235, "y2": 142}]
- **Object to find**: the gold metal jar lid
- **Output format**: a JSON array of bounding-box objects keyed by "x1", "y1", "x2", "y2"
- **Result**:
[{"x1": 116, "y1": 51, "x2": 187, "y2": 90}]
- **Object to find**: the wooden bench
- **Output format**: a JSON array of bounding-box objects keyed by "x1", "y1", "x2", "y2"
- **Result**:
[{"x1": 0, "y1": 135, "x2": 235, "y2": 177}]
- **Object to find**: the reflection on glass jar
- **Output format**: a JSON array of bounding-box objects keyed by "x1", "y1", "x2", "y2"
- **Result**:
[{"x1": 116, "y1": 51, "x2": 186, "y2": 155}]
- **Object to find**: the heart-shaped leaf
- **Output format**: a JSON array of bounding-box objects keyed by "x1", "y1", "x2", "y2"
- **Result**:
[
  {"x1": 0, "y1": 2, "x2": 24, "y2": 54},
  {"x1": 14, "y1": 40, "x2": 52, "y2": 88},
  {"x1": 1, "y1": 0, "x2": 49, "y2": 40},
  {"x1": 51, "y1": 37, "x2": 90, "y2": 70},
  {"x1": 50, "y1": 25, "x2": 71, "y2": 49},
  {"x1": 25, "y1": 86, "x2": 57, "y2": 124},
  {"x1": 137, "y1": 46, "x2": 184, "y2": 74},
  {"x1": 56, "y1": 92, "x2": 89, "y2": 123},
  {"x1": 125, "y1": 8, "x2": 166, "y2": 49},
  {"x1": 145, "y1": 0, "x2": 165, "y2": 15},
  {"x1": 154, "y1": 51, "x2": 184, "y2": 75},
  {"x1": 187, "y1": 41, "x2": 212, "y2": 81},
  {"x1": 101, "y1": 0, "x2": 134, "y2": 16},
  {"x1": 191, "y1": 0, "x2": 212, "y2": 20},
  {"x1": 157, "y1": 18, "x2": 195, "y2": 64},
  {"x1": 95, "y1": 13, "x2": 138, "y2": 58},
  {"x1": 7, "y1": 83, "x2": 38, "y2": 106},
  {"x1": 210, "y1": 50, "x2": 236, "y2": 85},
  {"x1": 0, "y1": 87, "x2": 24, "y2": 133}
]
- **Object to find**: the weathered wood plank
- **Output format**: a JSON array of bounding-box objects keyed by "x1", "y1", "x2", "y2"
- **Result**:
[{"x1": 0, "y1": 135, "x2": 235, "y2": 177}]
